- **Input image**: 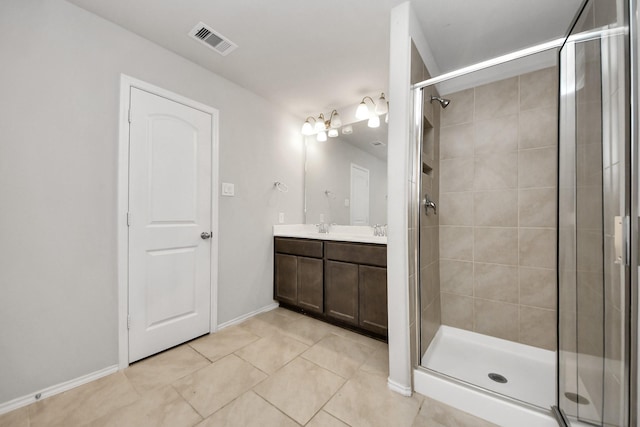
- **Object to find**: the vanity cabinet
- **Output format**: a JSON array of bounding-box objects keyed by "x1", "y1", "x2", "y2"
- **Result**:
[
  {"x1": 325, "y1": 260, "x2": 359, "y2": 325},
  {"x1": 274, "y1": 238, "x2": 323, "y2": 313},
  {"x1": 274, "y1": 236, "x2": 388, "y2": 339},
  {"x1": 325, "y1": 242, "x2": 388, "y2": 336}
]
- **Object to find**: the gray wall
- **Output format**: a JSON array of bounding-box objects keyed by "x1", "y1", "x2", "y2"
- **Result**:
[{"x1": 0, "y1": 0, "x2": 303, "y2": 404}]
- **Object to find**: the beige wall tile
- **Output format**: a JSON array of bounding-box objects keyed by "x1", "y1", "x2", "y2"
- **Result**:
[
  {"x1": 440, "y1": 89, "x2": 474, "y2": 127},
  {"x1": 475, "y1": 77, "x2": 519, "y2": 120},
  {"x1": 519, "y1": 107, "x2": 557, "y2": 149},
  {"x1": 474, "y1": 263, "x2": 518, "y2": 303},
  {"x1": 519, "y1": 228, "x2": 556, "y2": 269},
  {"x1": 519, "y1": 188, "x2": 556, "y2": 228},
  {"x1": 421, "y1": 299, "x2": 442, "y2": 354},
  {"x1": 440, "y1": 260, "x2": 473, "y2": 296},
  {"x1": 520, "y1": 267, "x2": 556, "y2": 309},
  {"x1": 441, "y1": 157, "x2": 474, "y2": 192},
  {"x1": 440, "y1": 226, "x2": 473, "y2": 261},
  {"x1": 474, "y1": 153, "x2": 518, "y2": 190},
  {"x1": 519, "y1": 306, "x2": 556, "y2": 350},
  {"x1": 520, "y1": 68, "x2": 557, "y2": 111},
  {"x1": 518, "y1": 147, "x2": 557, "y2": 189},
  {"x1": 440, "y1": 192, "x2": 473, "y2": 226},
  {"x1": 474, "y1": 227, "x2": 518, "y2": 265},
  {"x1": 474, "y1": 299, "x2": 519, "y2": 341},
  {"x1": 474, "y1": 189, "x2": 517, "y2": 227},
  {"x1": 440, "y1": 123, "x2": 474, "y2": 159},
  {"x1": 441, "y1": 293, "x2": 473, "y2": 330},
  {"x1": 420, "y1": 226, "x2": 434, "y2": 267},
  {"x1": 576, "y1": 186, "x2": 603, "y2": 230},
  {"x1": 433, "y1": 67, "x2": 558, "y2": 351},
  {"x1": 474, "y1": 115, "x2": 518, "y2": 155}
]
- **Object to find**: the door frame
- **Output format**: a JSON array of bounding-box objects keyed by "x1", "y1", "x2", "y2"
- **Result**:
[
  {"x1": 350, "y1": 162, "x2": 370, "y2": 225},
  {"x1": 117, "y1": 74, "x2": 219, "y2": 369}
]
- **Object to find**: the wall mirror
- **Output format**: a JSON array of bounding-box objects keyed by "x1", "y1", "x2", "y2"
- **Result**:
[{"x1": 304, "y1": 119, "x2": 387, "y2": 226}]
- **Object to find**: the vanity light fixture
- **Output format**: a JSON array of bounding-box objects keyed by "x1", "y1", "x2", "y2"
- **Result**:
[
  {"x1": 355, "y1": 96, "x2": 374, "y2": 120},
  {"x1": 301, "y1": 116, "x2": 316, "y2": 135},
  {"x1": 301, "y1": 109, "x2": 342, "y2": 141},
  {"x1": 368, "y1": 114, "x2": 380, "y2": 128},
  {"x1": 355, "y1": 93, "x2": 387, "y2": 128},
  {"x1": 375, "y1": 93, "x2": 388, "y2": 115}
]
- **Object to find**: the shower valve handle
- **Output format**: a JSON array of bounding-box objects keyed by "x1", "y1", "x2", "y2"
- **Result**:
[{"x1": 423, "y1": 193, "x2": 437, "y2": 216}]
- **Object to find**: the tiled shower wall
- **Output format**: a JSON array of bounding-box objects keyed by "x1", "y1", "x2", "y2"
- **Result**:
[{"x1": 438, "y1": 68, "x2": 558, "y2": 350}]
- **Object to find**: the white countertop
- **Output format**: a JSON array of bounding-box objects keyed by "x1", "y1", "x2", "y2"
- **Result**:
[{"x1": 273, "y1": 224, "x2": 387, "y2": 245}]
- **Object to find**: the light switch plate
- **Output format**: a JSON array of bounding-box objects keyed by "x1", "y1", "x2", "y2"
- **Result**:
[
  {"x1": 278, "y1": 212, "x2": 285, "y2": 223},
  {"x1": 222, "y1": 182, "x2": 235, "y2": 196}
]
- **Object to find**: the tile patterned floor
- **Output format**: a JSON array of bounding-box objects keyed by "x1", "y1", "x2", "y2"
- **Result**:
[{"x1": 0, "y1": 308, "x2": 498, "y2": 427}]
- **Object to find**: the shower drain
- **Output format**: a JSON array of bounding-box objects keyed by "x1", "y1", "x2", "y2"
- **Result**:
[
  {"x1": 564, "y1": 392, "x2": 590, "y2": 405},
  {"x1": 488, "y1": 373, "x2": 508, "y2": 383}
]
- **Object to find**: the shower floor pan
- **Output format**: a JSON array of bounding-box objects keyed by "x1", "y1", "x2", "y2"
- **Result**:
[{"x1": 421, "y1": 325, "x2": 555, "y2": 409}]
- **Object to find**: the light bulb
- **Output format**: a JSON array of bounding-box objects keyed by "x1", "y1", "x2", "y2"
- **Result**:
[
  {"x1": 330, "y1": 112, "x2": 342, "y2": 128},
  {"x1": 317, "y1": 130, "x2": 327, "y2": 142},
  {"x1": 375, "y1": 93, "x2": 388, "y2": 115},
  {"x1": 368, "y1": 115, "x2": 380, "y2": 128},
  {"x1": 301, "y1": 120, "x2": 314, "y2": 135},
  {"x1": 355, "y1": 101, "x2": 369, "y2": 120},
  {"x1": 385, "y1": 112, "x2": 389, "y2": 124},
  {"x1": 328, "y1": 128, "x2": 339, "y2": 138},
  {"x1": 314, "y1": 114, "x2": 325, "y2": 132}
]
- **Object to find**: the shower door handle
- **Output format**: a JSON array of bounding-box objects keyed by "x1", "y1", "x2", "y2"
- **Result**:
[
  {"x1": 614, "y1": 216, "x2": 629, "y2": 265},
  {"x1": 423, "y1": 193, "x2": 437, "y2": 216}
]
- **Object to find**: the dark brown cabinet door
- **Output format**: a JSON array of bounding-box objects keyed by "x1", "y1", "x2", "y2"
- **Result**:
[
  {"x1": 359, "y1": 265, "x2": 388, "y2": 335},
  {"x1": 275, "y1": 253, "x2": 297, "y2": 305},
  {"x1": 325, "y1": 260, "x2": 359, "y2": 325},
  {"x1": 297, "y1": 256, "x2": 323, "y2": 313}
]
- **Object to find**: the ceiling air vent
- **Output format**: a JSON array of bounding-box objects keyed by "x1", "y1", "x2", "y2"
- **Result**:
[{"x1": 188, "y1": 22, "x2": 237, "y2": 56}]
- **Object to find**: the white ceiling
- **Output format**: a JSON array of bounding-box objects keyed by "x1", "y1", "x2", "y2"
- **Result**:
[{"x1": 66, "y1": 0, "x2": 582, "y2": 119}]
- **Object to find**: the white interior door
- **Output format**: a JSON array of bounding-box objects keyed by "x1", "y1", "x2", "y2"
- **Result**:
[
  {"x1": 350, "y1": 163, "x2": 370, "y2": 225},
  {"x1": 128, "y1": 87, "x2": 212, "y2": 363}
]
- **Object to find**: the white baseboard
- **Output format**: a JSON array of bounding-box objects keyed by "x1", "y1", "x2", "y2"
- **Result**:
[
  {"x1": 0, "y1": 364, "x2": 118, "y2": 415},
  {"x1": 387, "y1": 377, "x2": 413, "y2": 396},
  {"x1": 217, "y1": 302, "x2": 279, "y2": 330}
]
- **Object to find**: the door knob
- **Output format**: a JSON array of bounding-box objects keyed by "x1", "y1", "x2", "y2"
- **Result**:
[{"x1": 200, "y1": 232, "x2": 212, "y2": 240}]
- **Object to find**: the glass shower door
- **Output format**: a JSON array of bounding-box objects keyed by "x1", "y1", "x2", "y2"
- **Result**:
[{"x1": 557, "y1": 0, "x2": 631, "y2": 425}]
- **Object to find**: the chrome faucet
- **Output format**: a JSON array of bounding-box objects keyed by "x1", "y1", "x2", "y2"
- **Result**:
[
  {"x1": 423, "y1": 193, "x2": 437, "y2": 215},
  {"x1": 316, "y1": 222, "x2": 330, "y2": 233}
]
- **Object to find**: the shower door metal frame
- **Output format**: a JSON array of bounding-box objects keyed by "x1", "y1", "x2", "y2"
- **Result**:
[
  {"x1": 555, "y1": 0, "x2": 639, "y2": 424},
  {"x1": 411, "y1": 44, "x2": 566, "y2": 415}
]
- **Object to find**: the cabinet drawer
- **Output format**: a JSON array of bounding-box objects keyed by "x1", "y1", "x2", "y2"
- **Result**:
[
  {"x1": 325, "y1": 242, "x2": 386, "y2": 267},
  {"x1": 275, "y1": 237, "x2": 323, "y2": 258}
]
